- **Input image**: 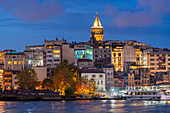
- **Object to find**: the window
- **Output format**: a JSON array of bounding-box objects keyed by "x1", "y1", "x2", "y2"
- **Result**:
[
  {"x1": 99, "y1": 75, "x2": 103, "y2": 78},
  {"x1": 47, "y1": 60, "x2": 52, "y2": 62},
  {"x1": 47, "y1": 55, "x2": 52, "y2": 57},
  {"x1": 53, "y1": 50, "x2": 60, "y2": 53},
  {"x1": 14, "y1": 61, "x2": 17, "y2": 65},
  {"x1": 104, "y1": 54, "x2": 107, "y2": 57},
  {"x1": 54, "y1": 59, "x2": 60, "y2": 62},
  {"x1": 114, "y1": 53, "x2": 116, "y2": 56},
  {"x1": 54, "y1": 64, "x2": 59, "y2": 66},
  {"x1": 150, "y1": 54, "x2": 154, "y2": 57},
  {"x1": 151, "y1": 68, "x2": 155, "y2": 70},
  {"x1": 136, "y1": 58, "x2": 140, "y2": 61},
  {"x1": 101, "y1": 81, "x2": 103, "y2": 85},
  {"x1": 157, "y1": 54, "x2": 159, "y2": 57},
  {"x1": 168, "y1": 54, "x2": 170, "y2": 57},
  {"x1": 118, "y1": 53, "x2": 121, "y2": 56},
  {"x1": 108, "y1": 78, "x2": 110, "y2": 81},
  {"x1": 47, "y1": 51, "x2": 52, "y2": 53},
  {"x1": 111, "y1": 78, "x2": 113, "y2": 81},
  {"x1": 8, "y1": 61, "x2": 12, "y2": 65},
  {"x1": 162, "y1": 54, "x2": 165, "y2": 57},
  {"x1": 80, "y1": 63, "x2": 84, "y2": 65},
  {"x1": 168, "y1": 63, "x2": 170, "y2": 65},
  {"x1": 150, "y1": 63, "x2": 155, "y2": 65},
  {"x1": 92, "y1": 75, "x2": 96, "y2": 78},
  {"x1": 85, "y1": 74, "x2": 88, "y2": 78},
  {"x1": 54, "y1": 55, "x2": 60, "y2": 57},
  {"x1": 168, "y1": 59, "x2": 170, "y2": 61},
  {"x1": 150, "y1": 59, "x2": 155, "y2": 61},
  {"x1": 107, "y1": 72, "x2": 110, "y2": 75},
  {"x1": 104, "y1": 50, "x2": 107, "y2": 53},
  {"x1": 95, "y1": 55, "x2": 98, "y2": 57},
  {"x1": 95, "y1": 51, "x2": 97, "y2": 53},
  {"x1": 19, "y1": 61, "x2": 23, "y2": 64}
]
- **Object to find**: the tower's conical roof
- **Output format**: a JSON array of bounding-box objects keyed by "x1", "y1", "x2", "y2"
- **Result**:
[{"x1": 92, "y1": 11, "x2": 103, "y2": 28}]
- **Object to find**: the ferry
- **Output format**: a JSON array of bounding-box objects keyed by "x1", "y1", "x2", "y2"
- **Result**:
[
  {"x1": 155, "y1": 82, "x2": 170, "y2": 101},
  {"x1": 160, "y1": 90, "x2": 170, "y2": 100},
  {"x1": 121, "y1": 86, "x2": 161, "y2": 100}
]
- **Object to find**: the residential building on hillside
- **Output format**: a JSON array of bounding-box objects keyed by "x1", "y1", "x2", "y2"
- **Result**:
[
  {"x1": 0, "y1": 69, "x2": 3, "y2": 89},
  {"x1": 93, "y1": 43, "x2": 111, "y2": 62},
  {"x1": 111, "y1": 43, "x2": 124, "y2": 72},
  {"x1": 24, "y1": 45, "x2": 45, "y2": 68},
  {"x1": 4, "y1": 52, "x2": 28, "y2": 71},
  {"x1": 45, "y1": 44, "x2": 61, "y2": 68},
  {"x1": 102, "y1": 65, "x2": 114, "y2": 90},
  {"x1": 77, "y1": 59, "x2": 93, "y2": 69},
  {"x1": 32, "y1": 66, "x2": 47, "y2": 82},
  {"x1": 2, "y1": 69, "x2": 19, "y2": 90},
  {"x1": 128, "y1": 65, "x2": 151, "y2": 86},
  {"x1": 74, "y1": 43, "x2": 93, "y2": 61},
  {"x1": 143, "y1": 51, "x2": 170, "y2": 74},
  {"x1": 62, "y1": 43, "x2": 75, "y2": 64},
  {"x1": 0, "y1": 50, "x2": 16, "y2": 65},
  {"x1": 79, "y1": 69, "x2": 106, "y2": 91}
]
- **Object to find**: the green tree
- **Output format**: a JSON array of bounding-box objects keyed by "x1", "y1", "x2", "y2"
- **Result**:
[
  {"x1": 16, "y1": 69, "x2": 38, "y2": 90},
  {"x1": 51, "y1": 60, "x2": 77, "y2": 94}
]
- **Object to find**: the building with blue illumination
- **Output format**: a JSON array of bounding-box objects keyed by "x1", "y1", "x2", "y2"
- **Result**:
[{"x1": 74, "y1": 43, "x2": 93, "y2": 60}]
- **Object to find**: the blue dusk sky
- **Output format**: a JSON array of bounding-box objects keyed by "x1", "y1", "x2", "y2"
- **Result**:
[{"x1": 0, "y1": 0, "x2": 170, "y2": 51}]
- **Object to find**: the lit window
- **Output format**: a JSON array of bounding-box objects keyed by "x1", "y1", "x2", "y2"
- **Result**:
[
  {"x1": 54, "y1": 55, "x2": 60, "y2": 57},
  {"x1": 0, "y1": 70, "x2": 3, "y2": 73},
  {"x1": 8, "y1": 61, "x2": 12, "y2": 65},
  {"x1": 53, "y1": 50, "x2": 60, "y2": 53},
  {"x1": 19, "y1": 61, "x2": 23, "y2": 64},
  {"x1": 14, "y1": 61, "x2": 17, "y2": 65}
]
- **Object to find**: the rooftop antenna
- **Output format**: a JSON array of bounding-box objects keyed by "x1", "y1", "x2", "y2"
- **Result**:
[{"x1": 63, "y1": 32, "x2": 64, "y2": 39}]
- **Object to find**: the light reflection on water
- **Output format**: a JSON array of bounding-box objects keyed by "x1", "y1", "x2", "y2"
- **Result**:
[{"x1": 0, "y1": 100, "x2": 169, "y2": 113}]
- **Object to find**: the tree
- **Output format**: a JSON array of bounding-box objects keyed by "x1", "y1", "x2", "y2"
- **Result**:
[
  {"x1": 76, "y1": 77, "x2": 96, "y2": 96},
  {"x1": 51, "y1": 60, "x2": 77, "y2": 95},
  {"x1": 16, "y1": 69, "x2": 38, "y2": 90},
  {"x1": 65, "y1": 87, "x2": 75, "y2": 97},
  {"x1": 42, "y1": 78, "x2": 53, "y2": 90}
]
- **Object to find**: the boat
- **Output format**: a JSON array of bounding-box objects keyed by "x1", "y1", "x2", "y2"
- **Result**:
[
  {"x1": 121, "y1": 86, "x2": 161, "y2": 100},
  {"x1": 160, "y1": 90, "x2": 170, "y2": 101}
]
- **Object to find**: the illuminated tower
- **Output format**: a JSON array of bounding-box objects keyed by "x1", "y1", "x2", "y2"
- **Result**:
[{"x1": 91, "y1": 11, "x2": 104, "y2": 41}]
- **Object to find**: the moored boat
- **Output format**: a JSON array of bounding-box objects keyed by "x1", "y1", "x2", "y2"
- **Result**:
[{"x1": 122, "y1": 86, "x2": 161, "y2": 100}]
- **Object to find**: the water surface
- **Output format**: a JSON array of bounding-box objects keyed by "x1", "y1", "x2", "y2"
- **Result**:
[{"x1": 0, "y1": 100, "x2": 169, "y2": 113}]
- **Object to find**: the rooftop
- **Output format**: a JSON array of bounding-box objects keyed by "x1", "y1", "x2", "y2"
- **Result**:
[{"x1": 80, "y1": 69, "x2": 104, "y2": 73}]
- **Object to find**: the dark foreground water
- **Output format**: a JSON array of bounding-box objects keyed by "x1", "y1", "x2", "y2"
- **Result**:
[{"x1": 0, "y1": 100, "x2": 170, "y2": 113}]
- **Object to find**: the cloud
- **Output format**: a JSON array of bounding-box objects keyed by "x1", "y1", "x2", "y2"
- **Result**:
[
  {"x1": 104, "y1": 0, "x2": 170, "y2": 27},
  {"x1": 0, "y1": 0, "x2": 64, "y2": 21}
]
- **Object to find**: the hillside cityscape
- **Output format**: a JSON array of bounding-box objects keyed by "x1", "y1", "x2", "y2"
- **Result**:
[{"x1": 0, "y1": 12, "x2": 170, "y2": 96}]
